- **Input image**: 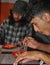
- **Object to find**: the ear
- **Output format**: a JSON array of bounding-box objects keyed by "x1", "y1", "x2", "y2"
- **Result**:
[{"x1": 42, "y1": 13, "x2": 50, "y2": 23}]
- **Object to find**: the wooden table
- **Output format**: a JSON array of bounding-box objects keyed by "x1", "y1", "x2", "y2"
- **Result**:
[{"x1": 0, "y1": 45, "x2": 40, "y2": 65}]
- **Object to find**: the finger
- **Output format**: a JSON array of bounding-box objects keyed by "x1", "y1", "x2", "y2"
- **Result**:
[
  {"x1": 13, "y1": 58, "x2": 23, "y2": 65},
  {"x1": 28, "y1": 42, "x2": 37, "y2": 48},
  {"x1": 22, "y1": 41, "x2": 28, "y2": 46},
  {"x1": 25, "y1": 40, "x2": 36, "y2": 49},
  {"x1": 23, "y1": 37, "x2": 29, "y2": 43},
  {"x1": 21, "y1": 58, "x2": 33, "y2": 63},
  {"x1": 27, "y1": 37, "x2": 33, "y2": 40},
  {"x1": 18, "y1": 41, "x2": 22, "y2": 45},
  {"x1": 13, "y1": 61, "x2": 18, "y2": 65},
  {"x1": 23, "y1": 37, "x2": 32, "y2": 46},
  {"x1": 15, "y1": 56, "x2": 27, "y2": 63}
]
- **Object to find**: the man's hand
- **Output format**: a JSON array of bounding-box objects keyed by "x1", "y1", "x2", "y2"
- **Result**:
[
  {"x1": 18, "y1": 37, "x2": 50, "y2": 53},
  {"x1": 23, "y1": 37, "x2": 41, "y2": 49},
  {"x1": 13, "y1": 51, "x2": 42, "y2": 65}
]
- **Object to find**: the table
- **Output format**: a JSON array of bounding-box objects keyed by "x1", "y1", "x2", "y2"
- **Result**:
[
  {"x1": 0, "y1": 53, "x2": 15, "y2": 65},
  {"x1": 0, "y1": 45, "x2": 40, "y2": 65}
]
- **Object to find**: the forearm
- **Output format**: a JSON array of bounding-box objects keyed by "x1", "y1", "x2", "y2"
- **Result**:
[
  {"x1": 38, "y1": 43, "x2": 50, "y2": 53},
  {"x1": 40, "y1": 53, "x2": 50, "y2": 65}
]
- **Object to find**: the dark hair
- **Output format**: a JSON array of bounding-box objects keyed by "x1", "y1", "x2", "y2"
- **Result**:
[
  {"x1": 8, "y1": 0, "x2": 30, "y2": 26},
  {"x1": 12, "y1": 0, "x2": 28, "y2": 15},
  {"x1": 8, "y1": 9, "x2": 29, "y2": 26},
  {"x1": 29, "y1": 0, "x2": 50, "y2": 17}
]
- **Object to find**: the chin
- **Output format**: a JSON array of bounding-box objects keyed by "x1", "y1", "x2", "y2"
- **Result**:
[{"x1": 15, "y1": 19, "x2": 19, "y2": 22}]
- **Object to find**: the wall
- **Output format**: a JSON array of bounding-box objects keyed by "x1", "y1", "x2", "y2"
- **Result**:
[
  {"x1": 0, "y1": 0, "x2": 14, "y2": 24},
  {"x1": 0, "y1": 0, "x2": 29, "y2": 24}
]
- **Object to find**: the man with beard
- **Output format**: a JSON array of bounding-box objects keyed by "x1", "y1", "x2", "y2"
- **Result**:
[{"x1": 0, "y1": 0, "x2": 32, "y2": 45}]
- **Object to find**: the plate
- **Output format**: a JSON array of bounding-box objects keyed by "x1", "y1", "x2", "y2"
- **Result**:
[{"x1": 2, "y1": 44, "x2": 16, "y2": 49}]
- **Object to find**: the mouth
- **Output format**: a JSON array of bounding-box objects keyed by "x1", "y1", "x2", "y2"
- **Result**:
[{"x1": 14, "y1": 18, "x2": 19, "y2": 21}]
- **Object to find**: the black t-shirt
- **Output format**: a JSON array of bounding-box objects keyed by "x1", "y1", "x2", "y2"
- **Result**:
[
  {"x1": 34, "y1": 31, "x2": 50, "y2": 44},
  {"x1": 32, "y1": 25, "x2": 50, "y2": 44},
  {"x1": 27, "y1": 26, "x2": 50, "y2": 52}
]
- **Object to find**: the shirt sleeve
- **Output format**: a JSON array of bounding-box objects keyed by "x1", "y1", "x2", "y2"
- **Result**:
[
  {"x1": 35, "y1": 31, "x2": 50, "y2": 44},
  {"x1": 0, "y1": 20, "x2": 6, "y2": 39}
]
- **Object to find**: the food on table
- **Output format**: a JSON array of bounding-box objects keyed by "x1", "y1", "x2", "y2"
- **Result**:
[
  {"x1": 2, "y1": 44, "x2": 16, "y2": 49},
  {"x1": 12, "y1": 50, "x2": 26, "y2": 58}
]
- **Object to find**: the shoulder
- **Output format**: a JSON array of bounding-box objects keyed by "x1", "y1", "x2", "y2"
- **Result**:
[
  {"x1": 1, "y1": 19, "x2": 9, "y2": 26},
  {"x1": 0, "y1": 19, "x2": 10, "y2": 29}
]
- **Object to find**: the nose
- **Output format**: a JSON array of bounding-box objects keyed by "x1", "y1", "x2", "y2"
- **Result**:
[{"x1": 15, "y1": 14, "x2": 19, "y2": 19}]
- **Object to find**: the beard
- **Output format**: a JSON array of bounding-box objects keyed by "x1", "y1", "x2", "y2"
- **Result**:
[{"x1": 14, "y1": 18, "x2": 20, "y2": 22}]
